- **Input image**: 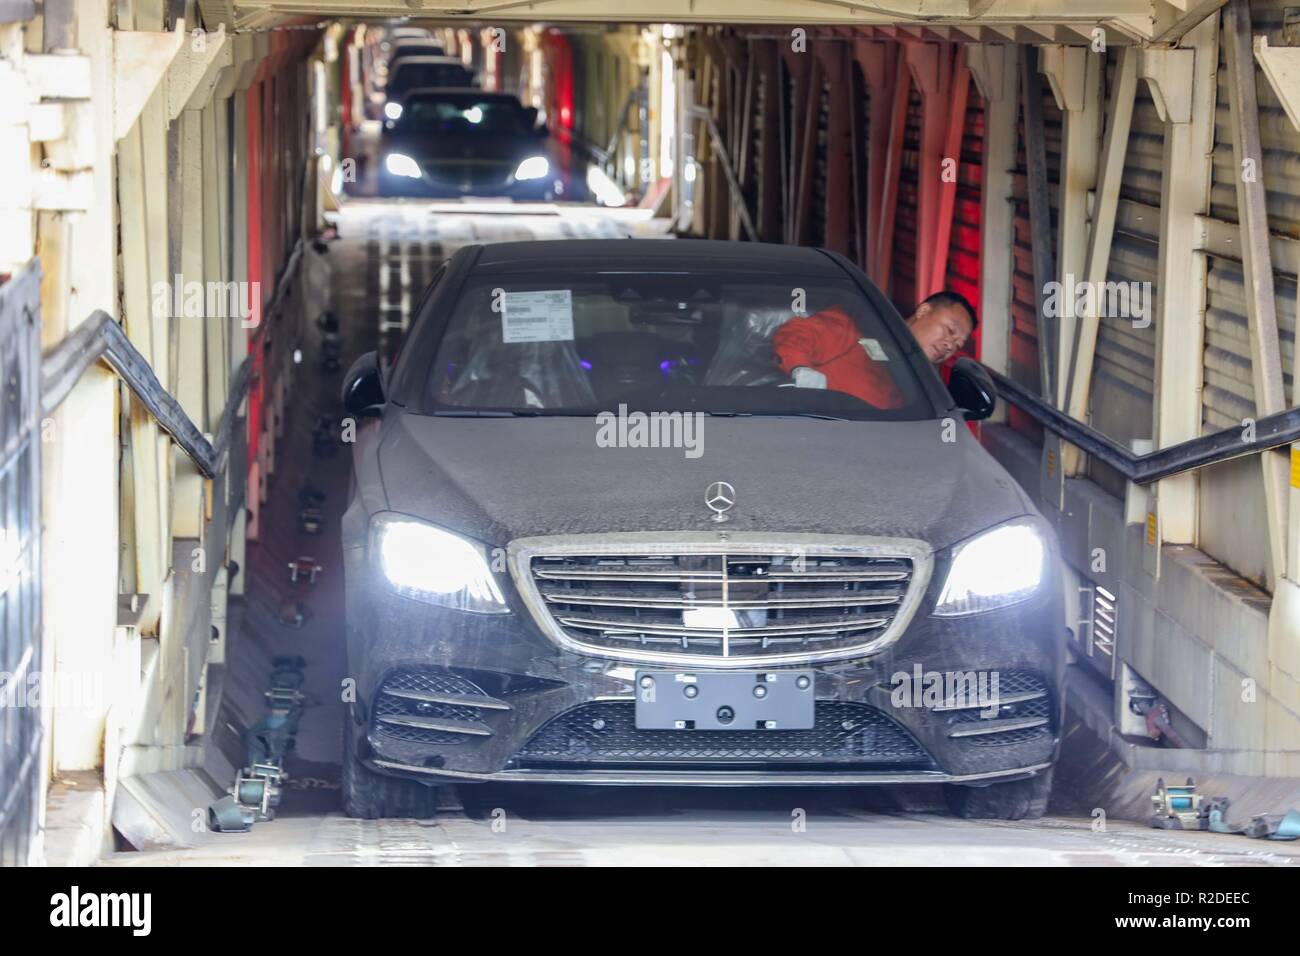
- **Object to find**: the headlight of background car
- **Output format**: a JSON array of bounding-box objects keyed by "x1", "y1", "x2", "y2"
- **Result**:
[
  {"x1": 384, "y1": 152, "x2": 422, "y2": 179},
  {"x1": 371, "y1": 515, "x2": 508, "y2": 614},
  {"x1": 384, "y1": 101, "x2": 403, "y2": 121},
  {"x1": 934, "y1": 518, "x2": 1047, "y2": 616},
  {"x1": 513, "y1": 155, "x2": 549, "y2": 181}
]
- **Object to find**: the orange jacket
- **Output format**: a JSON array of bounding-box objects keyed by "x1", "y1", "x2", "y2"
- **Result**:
[{"x1": 772, "y1": 307, "x2": 903, "y2": 409}]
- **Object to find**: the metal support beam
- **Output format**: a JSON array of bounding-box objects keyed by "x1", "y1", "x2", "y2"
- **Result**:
[
  {"x1": 1224, "y1": 0, "x2": 1291, "y2": 583},
  {"x1": 966, "y1": 42, "x2": 1008, "y2": 103},
  {"x1": 1020, "y1": 53, "x2": 1057, "y2": 404},
  {"x1": 817, "y1": 42, "x2": 851, "y2": 254},
  {"x1": 1039, "y1": 43, "x2": 1088, "y2": 112},
  {"x1": 1139, "y1": 45, "x2": 1195, "y2": 123},
  {"x1": 1152, "y1": 0, "x2": 1229, "y2": 44},
  {"x1": 873, "y1": 48, "x2": 910, "y2": 291},
  {"x1": 1062, "y1": 46, "x2": 1138, "y2": 469},
  {"x1": 1046, "y1": 44, "x2": 1101, "y2": 410},
  {"x1": 1152, "y1": 15, "x2": 1218, "y2": 545},
  {"x1": 166, "y1": 23, "x2": 231, "y2": 121},
  {"x1": 928, "y1": 45, "x2": 971, "y2": 298},
  {"x1": 973, "y1": 43, "x2": 1019, "y2": 423},
  {"x1": 690, "y1": 107, "x2": 757, "y2": 242},
  {"x1": 906, "y1": 41, "x2": 950, "y2": 304},
  {"x1": 857, "y1": 39, "x2": 902, "y2": 286},
  {"x1": 113, "y1": 21, "x2": 184, "y2": 140}
]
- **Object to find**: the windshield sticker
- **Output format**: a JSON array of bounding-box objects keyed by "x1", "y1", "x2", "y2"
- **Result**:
[
  {"x1": 859, "y1": 337, "x2": 888, "y2": 361},
  {"x1": 502, "y1": 290, "x2": 574, "y2": 343}
]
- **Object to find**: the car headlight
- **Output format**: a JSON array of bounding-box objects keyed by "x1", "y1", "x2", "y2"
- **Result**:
[
  {"x1": 371, "y1": 515, "x2": 508, "y2": 614},
  {"x1": 384, "y1": 101, "x2": 403, "y2": 121},
  {"x1": 384, "y1": 152, "x2": 422, "y2": 179},
  {"x1": 934, "y1": 518, "x2": 1047, "y2": 616},
  {"x1": 514, "y1": 155, "x2": 549, "y2": 181}
]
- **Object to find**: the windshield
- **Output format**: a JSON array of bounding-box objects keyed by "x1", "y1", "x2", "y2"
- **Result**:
[
  {"x1": 389, "y1": 63, "x2": 473, "y2": 93},
  {"x1": 398, "y1": 96, "x2": 527, "y2": 135},
  {"x1": 389, "y1": 44, "x2": 444, "y2": 62},
  {"x1": 424, "y1": 272, "x2": 933, "y2": 420}
]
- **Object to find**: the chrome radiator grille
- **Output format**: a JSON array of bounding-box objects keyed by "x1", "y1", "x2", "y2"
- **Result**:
[{"x1": 512, "y1": 535, "x2": 928, "y2": 666}]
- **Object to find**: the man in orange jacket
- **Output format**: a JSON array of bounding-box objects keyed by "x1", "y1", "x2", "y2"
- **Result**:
[{"x1": 772, "y1": 291, "x2": 977, "y2": 407}]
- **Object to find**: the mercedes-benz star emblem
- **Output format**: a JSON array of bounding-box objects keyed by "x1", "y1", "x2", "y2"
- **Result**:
[{"x1": 705, "y1": 481, "x2": 736, "y2": 523}]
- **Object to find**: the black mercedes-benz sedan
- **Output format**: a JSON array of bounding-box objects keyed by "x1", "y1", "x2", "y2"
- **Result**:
[
  {"x1": 339, "y1": 239, "x2": 1066, "y2": 820},
  {"x1": 377, "y1": 88, "x2": 554, "y2": 199}
]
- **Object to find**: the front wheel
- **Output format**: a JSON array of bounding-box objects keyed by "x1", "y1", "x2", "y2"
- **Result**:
[
  {"x1": 944, "y1": 769, "x2": 1053, "y2": 821},
  {"x1": 342, "y1": 709, "x2": 442, "y2": 819}
]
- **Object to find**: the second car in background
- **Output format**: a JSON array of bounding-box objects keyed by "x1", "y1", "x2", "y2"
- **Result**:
[{"x1": 378, "y1": 89, "x2": 555, "y2": 199}]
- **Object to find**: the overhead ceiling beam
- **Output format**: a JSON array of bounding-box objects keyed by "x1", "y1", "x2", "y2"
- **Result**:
[{"x1": 221, "y1": 0, "x2": 1179, "y2": 39}]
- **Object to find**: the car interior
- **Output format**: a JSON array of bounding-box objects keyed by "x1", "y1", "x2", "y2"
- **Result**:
[{"x1": 430, "y1": 276, "x2": 923, "y2": 414}]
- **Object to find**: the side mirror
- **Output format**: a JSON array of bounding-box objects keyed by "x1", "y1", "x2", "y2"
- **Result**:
[
  {"x1": 342, "y1": 351, "x2": 385, "y2": 417},
  {"x1": 948, "y1": 356, "x2": 996, "y2": 421},
  {"x1": 522, "y1": 106, "x2": 539, "y2": 126}
]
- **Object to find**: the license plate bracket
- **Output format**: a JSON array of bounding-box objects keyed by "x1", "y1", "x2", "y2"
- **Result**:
[{"x1": 634, "y1": 670, "x2": 815, "y2": 731}]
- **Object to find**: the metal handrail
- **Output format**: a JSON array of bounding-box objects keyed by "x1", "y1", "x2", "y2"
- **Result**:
[
  {"x1": 987, "y1": 366, "x2": 1300, "y2": 485},
  {"x1": 39, "y1": 239, "x2": 303, "y2": 479}
]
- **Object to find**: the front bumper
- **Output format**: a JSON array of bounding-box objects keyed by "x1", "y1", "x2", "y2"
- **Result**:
[
  {"x1": 377, "y1": 168, "x2": 550, "y2": 200},
  {"x1": 344, "y1": 543, "x2": 1067, "y2": 787},
  {"x1": 367, "y1": 760, "x2": 1054, "y2": 786}
]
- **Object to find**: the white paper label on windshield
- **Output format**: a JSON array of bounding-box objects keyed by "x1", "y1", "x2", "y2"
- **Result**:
[
  {"x1": 859, "y1": 337, "x2": 888, "y2": 361},
  {"x1": 501, "y1": 290, "x2": 574, "y2": 343}
]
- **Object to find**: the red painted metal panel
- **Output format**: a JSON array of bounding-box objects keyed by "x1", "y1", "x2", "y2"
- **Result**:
[{"x1": 246, "y1": 82, "x2": 264, "y2": 469}]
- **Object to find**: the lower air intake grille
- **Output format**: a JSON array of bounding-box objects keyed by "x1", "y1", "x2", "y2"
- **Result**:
[
  {"x1": 373, "y1": 671, "x2": 507, "y2": 746},
  {"x1": 943, "y1": 671, "x2": 1054, "y2": 747},
  {"x1": 516, "y1": 701, "x2": 934, "y2": 767}
]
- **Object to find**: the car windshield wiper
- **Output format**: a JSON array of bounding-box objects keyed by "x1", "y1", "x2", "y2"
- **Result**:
[
  {"x1": 706, "y1": 411, "x2": 851, "y2": 422},
  {"x1": 431, "y1": 408, "x2": 545, "y2": 417}
]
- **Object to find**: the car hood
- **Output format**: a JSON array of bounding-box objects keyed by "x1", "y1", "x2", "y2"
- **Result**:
[{"x1": 377, "y1": 414, "x2": 1033, "y2": 552}]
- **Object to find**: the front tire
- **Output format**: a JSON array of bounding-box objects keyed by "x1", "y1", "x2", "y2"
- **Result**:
[
  {"x1": 944, "y1": 769, "x2": 1053, "y2": 821},
  {"x1": 342, "y1": 709, "x2": 442, "y2": 819}
]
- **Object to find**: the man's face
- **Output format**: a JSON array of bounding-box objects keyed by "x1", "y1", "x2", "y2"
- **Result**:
[{"x1": 907, "y1": 302, "x2": 973, "y2": 364}]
